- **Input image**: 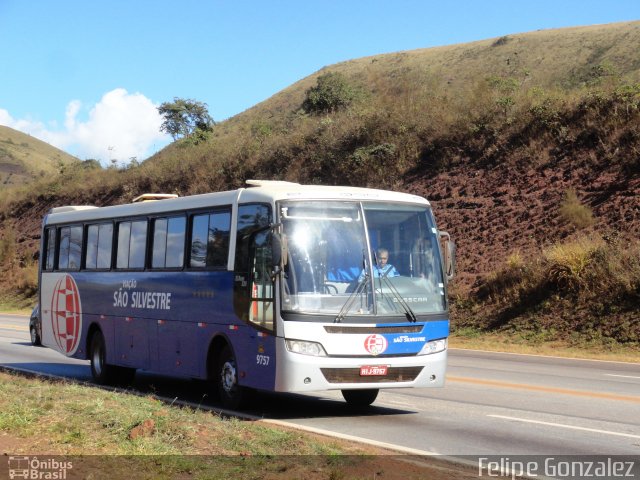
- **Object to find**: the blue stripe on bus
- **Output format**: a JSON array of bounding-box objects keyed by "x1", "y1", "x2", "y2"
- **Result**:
[
  {"x1": 375, "y1": 320, "x2": 449, "y2": 355},
  {"x1": 65, "y1": 271, "x2": 277, "y2": 390}
]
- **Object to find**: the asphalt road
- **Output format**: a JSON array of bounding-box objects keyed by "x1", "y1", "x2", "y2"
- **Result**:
[{"x1": 1, "y1": 313, "x2": 639, "y2": 458}]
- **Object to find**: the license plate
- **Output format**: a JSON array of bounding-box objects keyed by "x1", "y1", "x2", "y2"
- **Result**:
[{"x1": 360, "y1": 365, "x2": 388, "y2": 376}]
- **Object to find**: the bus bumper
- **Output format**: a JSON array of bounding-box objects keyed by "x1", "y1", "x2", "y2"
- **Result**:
[{"x1": 273, "y1": 338, "x2": 447, "y2": 392}]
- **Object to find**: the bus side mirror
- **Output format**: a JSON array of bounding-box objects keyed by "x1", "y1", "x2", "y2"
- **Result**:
[
  {"x1": 271, "y1": 232, "x2": 287, "y2": 274},
  {"x1": 439, "y1": 231, "x2": 456, "y2": 281}
]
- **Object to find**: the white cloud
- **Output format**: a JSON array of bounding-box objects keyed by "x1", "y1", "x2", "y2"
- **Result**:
[{"x1": 0, "y1": 88, "x2": 171, "y2": 165}]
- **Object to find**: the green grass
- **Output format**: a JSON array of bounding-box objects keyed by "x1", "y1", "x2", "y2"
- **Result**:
[{"x1": 0, "y1": 371, "x2": 338, "y2": 456}]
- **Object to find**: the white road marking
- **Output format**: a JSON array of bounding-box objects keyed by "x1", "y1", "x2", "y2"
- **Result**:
[
  {"x1": 605, "y1": 374, "x2": 640, "y2": 380},
  {"x1": 263, "y1": 418, "x2": 445, "y2": 456},
  {"x1": 488, "y1": 414, "x2": 640, "y2": 440}
]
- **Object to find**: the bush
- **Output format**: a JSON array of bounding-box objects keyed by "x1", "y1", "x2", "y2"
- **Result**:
[
  {"x1": 302, "y1": 72, "x2": 359, "y2": 114},
  {"x1": 558, "y1": 189, "x2": 595, "y2": 229},
  {"x1": 482, "y1": 234, "x2": 640, "y2": 302},
  {"x1": 544, "y1": 235, "x2": 602, "y2": 293},
  {"x1": 349, "y1": 143, "x2": 397, "y2": 178},
  {"x1": 467, "y1": 233, "x2": 640, "y2": 344},
  {"x1": 542, "y1": 233, "x2": 640, "y2": 301}
]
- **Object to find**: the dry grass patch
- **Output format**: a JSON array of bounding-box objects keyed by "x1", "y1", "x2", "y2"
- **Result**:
[
  {"x1": 558, "y1": 189, "x2": 595, "y2": 229},
  {"x1": 459, "y1": 231, "x2": 640, "y2": 346},
  {"x1": 450, "y1": 333, "x2": 640, "y2": 363}
]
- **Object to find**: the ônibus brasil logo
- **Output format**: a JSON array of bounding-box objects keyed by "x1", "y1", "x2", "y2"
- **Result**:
[
  {"x1": 364, "y1": 334, "x2": 388, "y2": 356},
  {"x1": 50, "y1": 274, "x2": 82, "y2": 355}
]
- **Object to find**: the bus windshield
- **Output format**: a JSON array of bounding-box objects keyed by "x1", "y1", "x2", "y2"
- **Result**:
[{"x1": 280, "y1": 201, "x2": 446, "y2": 319}]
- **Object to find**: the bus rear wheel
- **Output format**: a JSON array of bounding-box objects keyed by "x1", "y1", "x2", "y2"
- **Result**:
[
  {"x1": 341, "y1": 388, "x2": 379, "y2": 407},
  {"x1": 89, "y1": 331, "x2": 136, "y2": 386},
  {"x1": 216, "y1": 345, "x2": 250, "y2": 410},
  {"x1": 90, "y1": 330, "x2": 114, "y2": 385}
]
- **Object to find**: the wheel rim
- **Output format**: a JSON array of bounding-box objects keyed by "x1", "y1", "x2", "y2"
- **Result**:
[
  {"x1": 220, "y1": 360, "x2": 237, "y2": 394},
  {"x1": 30, "y1": 328, "x2": 37, "y2": 344}
]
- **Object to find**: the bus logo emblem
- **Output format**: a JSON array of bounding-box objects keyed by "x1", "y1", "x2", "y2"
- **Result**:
[
  {"x1": 364, "y1": 334, "x2": 387, "y2": 356},
  {"x1": 50, "y1": 274, "x2": 82, "y2": 355}
]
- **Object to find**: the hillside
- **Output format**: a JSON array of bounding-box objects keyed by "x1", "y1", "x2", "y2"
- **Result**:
[
  {"x1": 231, "y1": 22, "x2": 640, "y2": 121},
  {"x1": 0, "y1": 21, "x2": 638, "y2": 349},
  {"x1": 0, "y1": 126, "x2": 79, "y2": 187}
]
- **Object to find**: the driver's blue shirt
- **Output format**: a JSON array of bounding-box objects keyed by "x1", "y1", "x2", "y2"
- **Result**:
[
  {"x1": 373, "y1": 264, "x2": 400, "y2": 278},
  {"x1": 359, "y1": 264, "x2": 400, "y2": 280}
]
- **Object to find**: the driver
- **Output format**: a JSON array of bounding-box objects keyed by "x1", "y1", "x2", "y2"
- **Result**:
[
  {"x1": 374, "y1": 248, "x2": 400, "y2": 278},
  {"x1": 359, "y1": 248, "x2": 400, "y2": 280}
]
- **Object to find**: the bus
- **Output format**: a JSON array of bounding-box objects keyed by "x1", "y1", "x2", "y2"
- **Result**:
[{"x1": 38, "y1": 180, "x2": 455, "y2": 409}]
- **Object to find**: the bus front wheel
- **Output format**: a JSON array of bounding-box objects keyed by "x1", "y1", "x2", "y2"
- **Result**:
[
  {"x1": 341, "y1": 388, "x2": 379, "y2": 407},
  {"x1": 30, "y1": 326, "x2": 41, "y2": 346},
  {"x1": 217, "y1": 345, "x2": 250, "y2": 410}
]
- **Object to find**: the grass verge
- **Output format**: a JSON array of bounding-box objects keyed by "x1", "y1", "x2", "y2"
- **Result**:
[
  {"x1": 0, "y1": 295, "x2": 35, "y2": 314},
  {"x1": 450, "y1": 330, "x2": 640, "y2": 363},
  {"x1": 0, "y1": 371, "x2": 475, "y2": 479}
]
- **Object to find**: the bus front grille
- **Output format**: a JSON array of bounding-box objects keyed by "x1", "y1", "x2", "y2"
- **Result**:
[
  {"x1": 324, "y1": 326, "x2": 423, "y2": 334},
  {"x1": 320, "y1": 366, "x2": 423, "y2": 384}
]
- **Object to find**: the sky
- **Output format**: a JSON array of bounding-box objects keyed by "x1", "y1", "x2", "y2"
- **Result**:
[{"x1": 1, "y1": 1, "x2": 638, "y2": 166}]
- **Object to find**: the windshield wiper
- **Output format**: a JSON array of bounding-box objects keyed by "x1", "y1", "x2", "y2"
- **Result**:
[
  {"x1": 378, "y1": 269, "x2": 418, "y2": 323},
  {"x1": 334, "y1": 252, "x2": 369, "y2": 323}
]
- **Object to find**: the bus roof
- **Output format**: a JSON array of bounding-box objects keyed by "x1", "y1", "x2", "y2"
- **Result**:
[{"x1": 44, "y1": 180, "x2": 430, "y2": 225}]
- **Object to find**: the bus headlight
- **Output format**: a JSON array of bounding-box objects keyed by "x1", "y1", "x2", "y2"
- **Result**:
[
  {"x1": 285, "y1": 339, "x2": 327, "y2": 357},
  {"x1": 419, "y1": 338, "x2": 447, "y2": 355}
]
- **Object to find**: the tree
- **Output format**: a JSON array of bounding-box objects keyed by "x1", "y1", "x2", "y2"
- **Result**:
[
  {"x1": 302, "y1": 72, "x2": 359, "y2": 114},
  {"x1": 158, "y1": 98, "x2": 215, "y2": 140},
  {"x1": 81, "y1": 159, "x2": 102, "y2": 170}
]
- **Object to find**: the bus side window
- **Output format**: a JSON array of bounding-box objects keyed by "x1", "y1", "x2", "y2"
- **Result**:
[
  {"x1": 69, "y1": 226, "x2": 82, "y2": 270},
  {"x1": 86, "y1": 223, "x2": 113, "y2": 270},
  {"x1": 117, "y1": 220, "x2": 147, "y2": 269},
  {"x1": 153, "y1": 216, "x2": 186, "y2": 269},
  {"x1": 129, "y1": 221, "x2": 147, "y2": 269},
  {"x1": 58, "y1": 226, "x2": 82, "y2": 271},
  {"x1": 45, "y1": 227, "x2": 56, "y2": 271},
  {"x1": 97, "y1": 223, "x2": 113, "y2": 269},
  {"x1": 58, "y1": 227, "x2": 70, "y2": 269},
  {"x1": 250, "y1": 230, "x2": 274, "y2": 330},
  {"x1": 235, "y1": 204, "x2": 271, "y2": 274},
  {"x1": 116, "y1": 222, "x2": 131, "y2": 269},
  {"x1": 234, "y1": 204, "x2": 273, "y2": 330},
  {"x1": 166, "y1": 217, "x2": 186, "y2": 268},
  {"x1": 206, "y1": 211, "x2": 230, "y2": 267},
  {"x1": 189, "y1": 210, "x2": 230, "y2": 269}
]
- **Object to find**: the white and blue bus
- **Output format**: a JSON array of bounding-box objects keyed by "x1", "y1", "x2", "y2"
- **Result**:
[{"x1": 38, "y1": 180, "x2": 455, "y2": 408}]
